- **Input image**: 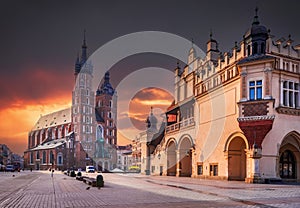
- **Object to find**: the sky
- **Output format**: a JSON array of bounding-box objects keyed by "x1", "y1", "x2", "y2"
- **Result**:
[{"x1": 0, "y1": 0, "x2": 299, "y2": 155}]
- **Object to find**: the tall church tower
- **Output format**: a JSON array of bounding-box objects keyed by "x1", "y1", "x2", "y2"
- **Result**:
[
  {"x1": 72, "y1": 31, "x2": 96, "y2": 165},
  {"x1": 95, "y1": 71, "x2": 117, "y2": 146},
  {"x1": 94, "y1": 71, "x2": 118, "y2": 171}
]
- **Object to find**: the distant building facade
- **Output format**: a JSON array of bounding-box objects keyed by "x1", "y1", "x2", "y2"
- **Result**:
[
  {"x1": 116, "y1": 145, "x2": 132, "y2": 171},
  {"x1": 145, "y1": 10, "x2": 300, "y2": 183}
]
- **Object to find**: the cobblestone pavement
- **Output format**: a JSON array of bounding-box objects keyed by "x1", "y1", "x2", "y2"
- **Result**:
[{"x1": 0, "y1": 171, "x2": 299, "y2": 207}]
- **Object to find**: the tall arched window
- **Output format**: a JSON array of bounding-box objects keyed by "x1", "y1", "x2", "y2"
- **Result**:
[
  {"x1": 49, "y1": 151, "x2": 54, "y2": 164},
  {"x1": 57, "y1": 153, "x2": 63, "y2": 166},
  {"x1": 247, "y1": 45, "x2": 251, "y2": 56},
  {"x1": 30, "y1": 152, "x2": 34, "y2": 164},
  {"x1": 260, "y1": 42, "x2": 265, "y2": 54},
  {"x1": 253, "y1": 42, "x2": 258, "y2": 54},
  {"x1": 42, "y1": 151, "x2": 46, "y2": 164}
]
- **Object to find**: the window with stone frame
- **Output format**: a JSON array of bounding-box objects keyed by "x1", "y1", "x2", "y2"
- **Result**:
[
  {"x1": 197, "y1": 163, "x2": 203, "y2": 175},
  {"x1": 249, "y1": 80, "x2": 262, "y2": 100},
  {"x1": 210, "y1": 163, "x2": 218, "y2": 176},
  {"x1": 282, "y1": 81, "x2": 299, "y2": 108}
]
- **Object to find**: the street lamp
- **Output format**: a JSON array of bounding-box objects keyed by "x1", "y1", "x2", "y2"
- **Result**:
[
  {"x1": 157, "y1": 153, "x2": 161, "y2": 160},
  {"x1": 253, "y1": 142, "x2": 258, "y2": 156}
]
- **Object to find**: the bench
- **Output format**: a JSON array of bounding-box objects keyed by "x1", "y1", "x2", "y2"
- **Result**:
[
  {"x1": 76, "y1": 175, "x2": 87, "y2": 181},
  {"x1": 83, "y1": 177, "x2": 96, "y2": 187}
]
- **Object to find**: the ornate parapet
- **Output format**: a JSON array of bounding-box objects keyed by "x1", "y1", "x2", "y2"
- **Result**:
[{"x1": 276, "y1": 106, "x2": 300, "y2": 116}]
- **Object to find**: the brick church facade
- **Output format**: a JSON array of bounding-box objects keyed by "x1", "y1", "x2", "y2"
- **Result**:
[{"x1": 24, "y1": 34, "x2": 117, "y2": 171}]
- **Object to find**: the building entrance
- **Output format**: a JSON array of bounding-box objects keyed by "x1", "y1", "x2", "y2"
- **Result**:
[{"x1": 228, "y1": 137, "x2": 246, "y2": 180}]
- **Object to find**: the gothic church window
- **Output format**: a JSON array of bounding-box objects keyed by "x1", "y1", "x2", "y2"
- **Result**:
[
  {"x1": 42, "y1": 151, "x2": 46, "y2": 164},
  {"x1": 30, "y1": 152, "x2": 34, "y2": 164},
  {"x1": 57, "y1": 153, "x2": 63, "y2": 165},
  {"x1": 49, "y1": 151, "x2": 54, "y2": 164}
]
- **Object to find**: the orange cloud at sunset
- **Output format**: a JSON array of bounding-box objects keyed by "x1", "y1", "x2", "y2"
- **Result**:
[
  {"x1": 0, "y1": 94, "x2": 71, "y2": 155},
  {"x1": 128, "y1": 87, "x2": 174, "y2": 131},
  {"x1": 0, "y1": 64, "x2": 74, "y2": 155}
]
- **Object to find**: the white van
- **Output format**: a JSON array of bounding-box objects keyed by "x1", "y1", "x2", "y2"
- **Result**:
[
  {"x1": 86, "y1": 166, "x2": 95, "y2": 173},
  {"x1": 5, "y1": 165, "x2": 15, "y2": 172}
]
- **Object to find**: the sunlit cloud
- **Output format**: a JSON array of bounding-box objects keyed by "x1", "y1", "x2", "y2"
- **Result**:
[
  {"x1": 0, "y1": 94, "x2": 71, "y2": 155},
  {"x1": 133, "y1": 99, "x2": 172, "y2": 106}
]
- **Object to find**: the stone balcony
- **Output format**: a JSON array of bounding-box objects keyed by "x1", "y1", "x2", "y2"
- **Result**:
[{"x1": 237, "y1": 99, "x2": 275, "y2": 148}]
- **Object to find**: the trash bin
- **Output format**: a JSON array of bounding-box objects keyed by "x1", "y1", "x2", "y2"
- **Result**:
[
  {"x1": 77, "y1": 171, "x2": 82, "y2": 177},
  {"x1": 96, "y1": 174, "x2": 104, "y2": 187}
]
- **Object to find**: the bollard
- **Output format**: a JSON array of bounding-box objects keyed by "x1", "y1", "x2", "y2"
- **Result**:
[
  {"x1": 70, "y1": 170, "x2": 76, "y2": 177},
  {"x1": 96, "y1": 174, "x2": 104, "y2": 188}
]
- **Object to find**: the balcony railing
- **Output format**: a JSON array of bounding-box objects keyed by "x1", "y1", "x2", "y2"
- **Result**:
[{"x1": 165, "y1": 117, "x2": 195, "y2": 134}]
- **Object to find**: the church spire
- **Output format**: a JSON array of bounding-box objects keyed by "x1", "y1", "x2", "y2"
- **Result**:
[
  {"x1": 74, "y1": 52, "x2": 81, "y2": 76},
  {"x1": 252, "y1": 7, "x2": 260, "y2": 25},
  {"x1": 81, "y1": 29, "x2": 87, "y2": 64}
]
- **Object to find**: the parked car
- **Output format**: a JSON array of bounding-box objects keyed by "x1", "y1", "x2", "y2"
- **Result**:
[
  {"x1": 0, "y1": 164, "x2": 5, "y2": 171},
  {"x1": 5, "y1": 164, "x2": 15, "y2": 172},
  {"x1": 86, "y1": 166, "x2": 95, "y2": 173}
]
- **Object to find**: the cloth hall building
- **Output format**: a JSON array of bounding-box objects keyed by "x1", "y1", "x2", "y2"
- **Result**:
[{"x1": 142, "y1": 10, "x2": 300, "y2": 183}]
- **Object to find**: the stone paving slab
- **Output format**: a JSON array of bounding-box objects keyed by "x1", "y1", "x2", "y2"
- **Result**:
[{"x1": 0, "y1": 171, "x2": 300, "y2": 207}]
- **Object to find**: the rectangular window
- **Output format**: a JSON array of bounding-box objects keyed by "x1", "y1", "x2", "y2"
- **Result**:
[
  {"x1": 210, "y1": 164, "x2": 218, "y2": 176},
  {"x1": 197, "y1": 163, "x2": 203, "y2": 175},
  {"x1": 151, "y1": 166, "x2": 155, "y2": 173},
  {"x1": 256, "y1": 80, "x2": 262, "y2": 99},
  {"x1": 283, "y1": 90, "x2": 288, "y2": 106},
  {"x1": 295, "y1": 92, "x2": 299, "y2": 108},
  {"x1": 282, "y1": 80, "x2": 299, "y2": 108},
  {"x1": 249, "y1": 80, "x2": 262, "y2": 100},
  {"x1": 249, "y1": 81, "x2": 255, "y2": 100}
]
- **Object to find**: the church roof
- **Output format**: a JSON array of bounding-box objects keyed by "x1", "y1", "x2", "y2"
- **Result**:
[
  {"x1": 96, "y1": 71, "x2": 115, "y2": 96},
  {"x1": 30, "y1": 138, "x2": 66, "y2": 151},
  {"x1": 244, "y1": 7, "x2": 268, "y2": 39},
  {"x1": 31, "y1": 108, "x2": 71, "y2": 131},
  {"x1": 238, "y1": 54, "x2": 274, "y2": 65}
]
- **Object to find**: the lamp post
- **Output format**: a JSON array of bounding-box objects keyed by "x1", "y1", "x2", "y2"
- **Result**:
[{"x1": 250, "y1": 130, "x2": 263, "y2": 183}]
